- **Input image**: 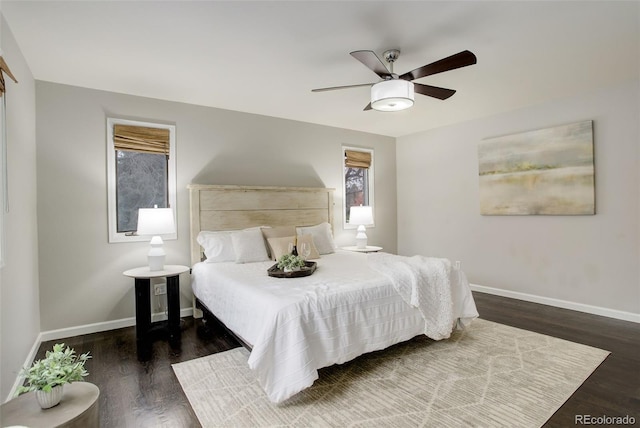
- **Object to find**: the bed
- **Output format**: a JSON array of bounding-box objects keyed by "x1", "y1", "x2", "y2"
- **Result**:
[{"x1": 188, "y1": 184, "x2": 479, "y2": 403}]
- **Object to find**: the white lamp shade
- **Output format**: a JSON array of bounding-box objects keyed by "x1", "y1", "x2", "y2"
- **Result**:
[
  {"x1": 371, "y1": 80, "x2": 414, "y2": 112},
  {"x1": 137, "y1": 207, "x2": 175, "y2": 236},
  {"x1": 349, "y1": 205, "x2": 374, "y2": 226}
]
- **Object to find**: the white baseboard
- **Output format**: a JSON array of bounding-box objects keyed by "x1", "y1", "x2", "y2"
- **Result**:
[
  {"x1": 7, "y1": 307, "x2": 193, "y2": 401},
  {"x1": 470, "y1": 283, "x2": 640, "y2": 324},
  {"x1": 39, "y1": 307, "x2": 193, "y2": 342}
]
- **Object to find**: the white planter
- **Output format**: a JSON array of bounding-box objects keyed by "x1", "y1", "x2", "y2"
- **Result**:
[{"x1": 35, "y1": 385, "x2": 64, "y2": 409}]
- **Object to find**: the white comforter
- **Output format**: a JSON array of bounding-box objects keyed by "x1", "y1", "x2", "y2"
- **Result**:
[{"x1": 191, "y1": 250, "x2": 478, "y2": 403}]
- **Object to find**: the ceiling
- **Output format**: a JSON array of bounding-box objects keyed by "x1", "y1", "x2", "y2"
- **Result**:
[{"x1": 2, "y1": 1, "x2": 638, "y2": 137}]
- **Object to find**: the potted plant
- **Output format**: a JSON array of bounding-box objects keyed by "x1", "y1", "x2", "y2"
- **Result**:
[
  {"x1": 17, "y1": 343, "x2": 91, "y2": 409},
  {"x1": 277, "y1": 253, "x2": 306, "y2": 272}
]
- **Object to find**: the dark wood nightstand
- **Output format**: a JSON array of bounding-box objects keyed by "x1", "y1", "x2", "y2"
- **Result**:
[{"x1": 123, "y1": 265, "x2": 189, "y2": 361}]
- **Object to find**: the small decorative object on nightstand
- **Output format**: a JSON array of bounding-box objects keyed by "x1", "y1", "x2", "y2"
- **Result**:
[
  {"x1": 17, "y1": 343, "x2": 91, "y2": 409},
  {"x1": 342, "y1": 245, "x2": 383, "y2": 253},
  {"x1": 123, "y1": 264, "x2": 189, "y2": 361}
]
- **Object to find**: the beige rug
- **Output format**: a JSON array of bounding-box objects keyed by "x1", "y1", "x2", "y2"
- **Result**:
[{"x1": 173, "y1": 319, "x2": 609, "y2": 427}]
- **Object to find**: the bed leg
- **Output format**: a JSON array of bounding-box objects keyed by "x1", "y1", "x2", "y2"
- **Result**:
[{"x1": 192, "y1": 295, "x2": 203, "y2": 319}]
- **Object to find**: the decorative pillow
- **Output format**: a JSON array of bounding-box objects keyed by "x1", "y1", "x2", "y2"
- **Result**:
[
  {"x1": 266, "y1": 236, "x2": 296, "y2": 261},
  {"x1": 266, "y1": 235, "x2": 320, "y2": 261},
  {"x1": 196, "y1": 231, "x2": 236, "y2": 263},
  {"x1": 231, "y1": 228, "x2": 270, "y2": 263},
  {"x1": 296, "y1": 234, "x2": 320, "y2": 260},
  {"x1": 262, "y1": 226, "x2": 297, "y2": 259},
  {"x1": 296, "y1": 222, "x2": 336, "y2": 255}
]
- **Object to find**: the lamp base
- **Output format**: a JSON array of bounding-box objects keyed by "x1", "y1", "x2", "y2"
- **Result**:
[
  {"x1": 148, "y1": 255, "x2": 166, "y2": 271},
  {"x1": 148, "y1": 236, "x2": 166, "y2": 271},
  {"x1": 355, "y1": 225, "x2": 368, "y2": 249}
]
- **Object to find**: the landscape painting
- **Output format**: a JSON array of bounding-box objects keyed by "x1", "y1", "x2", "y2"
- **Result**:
[{"x1": 478, "y1": 120, "x2": 595, "y2": 215}]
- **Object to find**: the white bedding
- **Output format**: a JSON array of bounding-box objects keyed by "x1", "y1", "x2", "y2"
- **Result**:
[{"x1": 191, "y1": 250, "x2": 478, "y2": 403}]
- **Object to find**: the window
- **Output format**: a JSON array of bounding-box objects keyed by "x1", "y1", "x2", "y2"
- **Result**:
[
  {"x1": 107, "y1": 118, "x2": 176, "y2": 243},
  {"x1": 343, "y1": 146, "x2": 374, "y2": 228}
]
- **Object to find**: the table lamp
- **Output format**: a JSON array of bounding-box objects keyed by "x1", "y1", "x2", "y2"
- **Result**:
[
  {"x1": 349, "y1": 205, "x2": 373, "y2": 249},
  {"x1": 137, "y1": 206, "x2": 175, "y2": 271}
]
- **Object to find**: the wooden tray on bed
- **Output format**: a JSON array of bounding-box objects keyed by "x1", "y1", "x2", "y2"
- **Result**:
[{"x1": 268, "y1": 261, "x2": 317, "y2": 278}]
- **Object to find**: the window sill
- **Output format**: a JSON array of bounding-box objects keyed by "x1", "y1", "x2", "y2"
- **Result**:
[{"x1": 108, "y1": 232, "x2": 177, "y2": 244}]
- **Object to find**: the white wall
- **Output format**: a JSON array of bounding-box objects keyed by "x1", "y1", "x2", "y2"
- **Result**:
[
  {"x1": 397, "y1": 80, "x2": 640, "y2": 316},
  {"x1": 35, "y1": 82, "x2": 396, "y2": 331},
  {"x1": 0, "y1": 14, "x2": 40, "y2": 400}
]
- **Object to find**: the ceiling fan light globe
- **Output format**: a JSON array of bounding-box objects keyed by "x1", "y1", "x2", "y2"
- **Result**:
[
  {"x1": 371, "y1": 80, "x2": 414, "y2": 112},
  {"x1": 371, "y1": 97, "x2": 414, "y2": 111}
]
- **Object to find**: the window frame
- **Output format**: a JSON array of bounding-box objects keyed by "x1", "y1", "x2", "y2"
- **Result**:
[
  {"x1": 342, "y1": 145, "x2": 375, "y2": 230},
  {"x1": 106, "y1": 118, "x2": 177, "y2": 243}
]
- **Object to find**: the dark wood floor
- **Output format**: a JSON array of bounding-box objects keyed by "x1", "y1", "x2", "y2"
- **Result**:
[{"x1": 33, "y1": 292, "x2": 639, "y2": 427}]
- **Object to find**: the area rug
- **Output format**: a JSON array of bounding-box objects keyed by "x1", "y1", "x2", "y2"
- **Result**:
[{"x1": 173, "y1": 319, "x2": 609, "y2": 427}]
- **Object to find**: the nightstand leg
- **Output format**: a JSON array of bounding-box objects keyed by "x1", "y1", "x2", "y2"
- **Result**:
[
  {"x1": 134, "y1": 278, "x2": 152, "y2": 361},
  {"x1": 166, "y1": 275, "x2": 181, "y2": 349}
]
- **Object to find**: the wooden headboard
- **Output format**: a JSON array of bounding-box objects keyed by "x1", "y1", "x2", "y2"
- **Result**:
[{"x1": 188, "y1": 184, "x2": 335, "y2": 266}]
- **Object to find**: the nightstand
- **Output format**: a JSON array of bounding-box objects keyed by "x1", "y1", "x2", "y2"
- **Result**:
[
  {"x1": 342, "y1": 245, "x2": 383, "y2": 253},
  {"x1": 0, "y1": 382, "x2": 99, "y2": 428},
  {"x1": 123, "y1": 265, "x2": 189, "y2": 361}
]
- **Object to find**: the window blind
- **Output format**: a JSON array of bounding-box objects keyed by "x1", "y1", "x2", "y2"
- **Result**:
[
  {"x1": 113, "y1": 124, "x2": 170, "y2": 155},
  {"x1": 344, "y1": 150, "x2": 372, "y2": 169}
]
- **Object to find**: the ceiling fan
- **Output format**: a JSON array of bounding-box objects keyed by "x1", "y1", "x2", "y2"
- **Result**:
[{"x1": 312, "y1": 49, "x2": 477, "y2": 111}]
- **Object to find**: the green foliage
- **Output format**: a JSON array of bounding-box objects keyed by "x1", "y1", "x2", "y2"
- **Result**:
[
  {"x1": 17, "y1": 343, "x2": 91, "y2": 395},
  {"x1": 277, "y1": 254, "x2": 306, "y2": 270}
]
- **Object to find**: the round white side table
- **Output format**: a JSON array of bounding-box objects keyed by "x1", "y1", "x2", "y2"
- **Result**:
[{"x1": 342, "y1": 246, "x2": 383, "y2": 253}]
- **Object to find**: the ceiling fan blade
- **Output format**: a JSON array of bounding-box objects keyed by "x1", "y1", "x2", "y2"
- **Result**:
[
  {"x1": 399, "y1": 50, "x2": 477, "y2": 81},
  {"x1": 350, "y1": 50, "x2": 392, "y2": 79},
  {"x1": 312, "y1": 82, "x2": 375, "y2": 92},
  {"x1": 413, "y1": 83, "x2": 456, "y2": 100},
  {"x1": 363, "y1": 102, "x2": 372, "y2": 111}
]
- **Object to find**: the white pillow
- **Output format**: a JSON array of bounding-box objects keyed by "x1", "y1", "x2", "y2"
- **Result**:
[
  {"x1": 231, "y1": 228, "x2": 270, "y2": 263},
  {"x1": 296, "y1": 222, "x2": 336, "y2": 255},
  {"x1": 296, "y1": 234, "x2": 320, "y2": 260},
  {"x1": 197, "y1": 231, "x2": 236, "y2": 263}
]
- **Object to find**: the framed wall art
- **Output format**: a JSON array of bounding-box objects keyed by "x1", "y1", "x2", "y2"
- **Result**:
[{"x1": 478, "y1": 120, "x2": 595, "y2": 215}]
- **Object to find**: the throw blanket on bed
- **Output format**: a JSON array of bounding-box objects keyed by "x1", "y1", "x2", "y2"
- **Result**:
[{"x1": 368, "y1": 253, "x2": 454, "y2": 340}]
